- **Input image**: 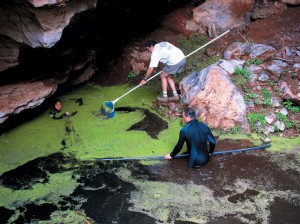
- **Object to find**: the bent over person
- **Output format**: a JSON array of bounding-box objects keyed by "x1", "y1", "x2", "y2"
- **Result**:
[
  {"x1": 140, "y1": 40, "x2": 186, "y2": 102},
  {"x1": 165, "y1": 107, "x2": 216, "y2": 168}
]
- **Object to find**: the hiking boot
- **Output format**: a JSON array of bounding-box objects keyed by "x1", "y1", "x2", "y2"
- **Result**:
[
  {"x1": 157, "y1": 96, "x2": 168, "y2": 103},
  {"x1": 168, "y1": 95, "x2": 180, "y2": 102}
]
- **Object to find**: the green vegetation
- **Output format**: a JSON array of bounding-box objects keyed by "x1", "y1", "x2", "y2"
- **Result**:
[
  {"x1": 231, "y1": 72, "x2": 249, "y2": 86},
  {"x1": 244, "y1": 93, "x2": 258, "y2": 103},
  {"x1": 0, "y1": 83, "x2": 183, "y2": 174},
  {"x1": 242, "y1": 85, "x2": 250, "y2": 93},
  {"x1": 233, "y1": 58, "x2": 263, "y2": 85},
  {"x1": 290, "y1": 72, "x2": 296, "y2": 79},
  {"x1": 274, "y1": 124, "x2": 280, "y2": 133},
  {"x1": 283, "y1": 100, "x2": 300, "y2": 113},
  {"x1": 245, "y1": 58, "x2": 262, "y2": 66},
  {"x1": 117, "y1": 165, "x2": 300, "y2": 224},
  {"x1": 226, "y1": 125, "x2": 241, "y2": 134},
  {"x1": 198, "y1": 34, "x2": 207, "y2": 42},
  {"x1": 280, "y1": 70, "x2": 286, "y2": 78},
  {"x1": 0, "y1": 79, "x2": 299, "y2": 223},
  {"x1": 276, "y1": 112, "x2": 297, "y2": 129},
  {"x1": 268, "y1": 80, "x2": 276, "y2": 87},
  {"x1": 177, "y1": 34, "x2": 221, "y2": 79},
  {"x1": 234, "y1": 67, "x2": 252, "y2": 82},
  {"x1": 247, "y1": 112, "x2": 266, "y2": 131},
  {"x1": 128, "y1": 70, "x2": 136, "y2": 78},
  {"x1": 261, "y1": 88, "x2": 272, "y2": 107},
  {"x1": 0, "y1": 171, "x2": 78, "y2": 209}
]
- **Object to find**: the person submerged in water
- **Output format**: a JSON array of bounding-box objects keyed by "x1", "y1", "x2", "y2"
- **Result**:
[
  {"x1": 165, "y1": 107, "x2": 216, "y2": 168},
  {"x1": 49, "y1": 99, "x2": 77, "y2": 119}
]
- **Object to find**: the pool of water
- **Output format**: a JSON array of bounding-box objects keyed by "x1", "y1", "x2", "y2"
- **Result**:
[{"x1": 0, "y1": 81, "x2": 299, "y2": 223}]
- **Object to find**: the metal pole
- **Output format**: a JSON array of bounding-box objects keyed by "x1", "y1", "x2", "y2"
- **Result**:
[
  {"x1": 111, "y1": 30, "x2": 231, "y2": 104},
  {"x1": 185, "y1": 30, "x2": 230, "y2": 58}
]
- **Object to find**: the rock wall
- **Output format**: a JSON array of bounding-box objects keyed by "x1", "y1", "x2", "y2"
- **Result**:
[
  {"x1": 0, "y1": 0, "x2": 97, "y2": 72},
  {"x1": 0, "y1": 0, "x2": 298, "y2": 127},
  {"x1": 0, "y1": 0, "x2": 192, "y2": 125}
]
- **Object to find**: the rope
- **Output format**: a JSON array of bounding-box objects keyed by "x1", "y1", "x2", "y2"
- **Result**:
[{"x1": 87, "y1": 143, "x2": 271, "y2": 161}]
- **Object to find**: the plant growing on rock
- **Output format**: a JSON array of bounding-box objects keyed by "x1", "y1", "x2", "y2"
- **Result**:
[
  {"x1": 245, "y1": 93, "x2": 258, "y2": 103},
  {"x1": 261, "y1": 88, "x2": 272, "y2": 107},
  {"x1": 283, "y1": 100, "x2": 300, "y2": 113},
  {"x1": 234, "y1": 66, "x2": 252, "y2": 82},
  {"x1": 226, "y1": 125, "x2": 241, "y2": 134},
  {"x1": 177, "y1": 34, "x2": 220, "y2": 77},
  {"x1": 245, "y1": 58, "x2": 262, "y2": 66},
  {"x1": 128, "y1": 70, "x2": 136, "y2": 79},
  {"x1": 276, "y1": 112, "x2": 297, "y2": 129},
  {"x1": 268, "y1": 80, "x2": 276, "y2": 87},
  {"x1": 247, "y1": 112, "x2": 266, "y2": 131}
]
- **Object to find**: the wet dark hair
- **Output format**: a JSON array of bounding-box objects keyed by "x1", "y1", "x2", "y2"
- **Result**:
[
  {"x1": 51, "y1": 98, "x2": 61, "y2": 111},
  {"x1": 184, "y1": 107, "x2": 196, "y2": 119},
  {"x1": 54, "y1": 99, "x2": 61, "y2": 104}
]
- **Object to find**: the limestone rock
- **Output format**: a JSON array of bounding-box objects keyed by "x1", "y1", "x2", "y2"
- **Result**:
[
  {"x1": 179, "y1": 64, "x2": 250, "y2": 132},
  {"x1": 0, "y1": 81, "x2": 57, "y2": 123},
  {"x1": 0, "y1": 0, "x2": 97, "y2": 71},
  {"x1": 191, "y1": 0, "x2": 254, "y2": 36},
  {"x1": 224, "y1": 42, "x2": 277, "y2": 61}
]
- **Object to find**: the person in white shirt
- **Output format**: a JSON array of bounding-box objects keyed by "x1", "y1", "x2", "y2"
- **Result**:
[{"x1": 140, "y1": 40, "x2": 186, "y2": 102}]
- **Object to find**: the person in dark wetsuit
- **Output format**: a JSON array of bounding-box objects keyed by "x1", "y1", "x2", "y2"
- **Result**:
[
  {"x1": 49, "y1": 99, "x2": 76, "y2": 119},
  {"x1": 165, "y1": 107, "x2": 216, "y2": 168},
  {"x1": 48, "y1": 99, "x2": 79, "y2": 149},
  {"x1": 49, "y1": 99, "x2": 68, "y2": 119}
]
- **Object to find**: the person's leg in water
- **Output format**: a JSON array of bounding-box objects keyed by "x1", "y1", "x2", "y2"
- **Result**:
[{"x1": 188, "y1": 147, "x2": 208, "y2": 168}]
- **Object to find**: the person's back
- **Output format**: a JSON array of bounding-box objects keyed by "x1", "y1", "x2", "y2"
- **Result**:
[
  {"x1": 141, "y1": 40, "x2": 186, "y2": 102},
  {"x1": 184, "y1": 119, "x2": 215, "y2": 167},
  {"x1": 150, "y1": 42, "x2": 185, "y2": 66},
  {"x1": 165, "y1": 107, "x2": 216, "y2": 168}
]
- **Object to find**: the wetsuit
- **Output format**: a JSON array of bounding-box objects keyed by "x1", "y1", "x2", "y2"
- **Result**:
[
  {"x1": 170, "y1": 119, "x2": 216, "y2": 168},
  {"x1": 49, "y1": 108, "x2": 77, "y2": 119},
  {"x1": 49, "y1": 107, "x2": 66, "y2": 119}
]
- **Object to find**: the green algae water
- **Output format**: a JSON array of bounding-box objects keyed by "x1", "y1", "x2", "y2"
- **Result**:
[
  {"x1": 0, "y1": 81, "x2": 185, "y2": 174},
  {"x1": 1, "y1": 81, "x2": 298, "y2": 175},
  {"x1": 0, "y1": 81, "x2": 185, "y2": 223},
  {"x1": 1, "y1": 81, "x2": 299, "y2": 224}
]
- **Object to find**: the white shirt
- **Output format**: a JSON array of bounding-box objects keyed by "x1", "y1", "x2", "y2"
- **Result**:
[{"x1": 149, "y1": 42, "x2": 185, "y2": 67}]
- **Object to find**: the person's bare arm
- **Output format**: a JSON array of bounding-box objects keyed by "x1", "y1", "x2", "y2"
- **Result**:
[{"x1": 140, "y1": 67, "x2": 154, "y2": 85}]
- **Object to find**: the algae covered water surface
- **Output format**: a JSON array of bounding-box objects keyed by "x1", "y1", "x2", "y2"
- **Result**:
[
  {"x1": 0, "y1": 81, "x2": 299, "y2": 223},
  {"x1": 0, "y1": 81, "x2": 183, "y2": 173},
  {"x1": 0, "y1": 81, "x2": 182, "y2": 223}
]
